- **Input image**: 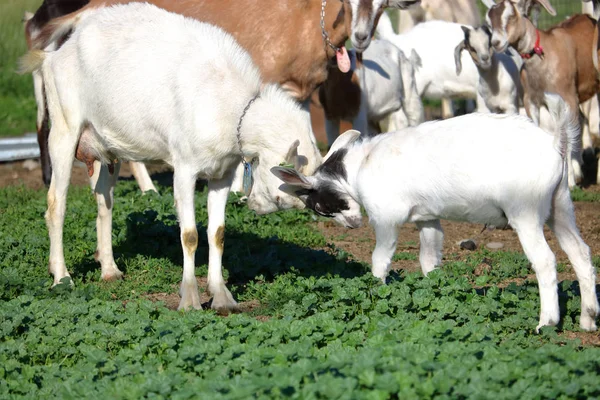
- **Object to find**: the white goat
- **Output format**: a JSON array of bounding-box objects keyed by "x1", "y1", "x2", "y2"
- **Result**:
[
  {"x1": 273, "y1": 94, "x2": 599, "y2": 332},
  {"x1": 376, "y1": 12, "x2": 487, "y2": 114},
  {"x1": 454, "y1": 25, "x2": 522, "y2": 114},
  {"x1": 23, "y1": 9, "x2": 157, "y2": 192},
  {"x1": 19, "y1": 3, "x2": 322, "y2": 312},
  {"x1": 319, "y1": 39, "x2": 424, "y2": 146}
]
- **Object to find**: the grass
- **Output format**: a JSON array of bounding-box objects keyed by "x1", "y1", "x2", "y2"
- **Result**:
[
  {"x1": 1, "y1": 179, "x2": 600, "y2": 398},
  {"x1": 0, "y1": 0, "x2": 43, "y2": 138}
]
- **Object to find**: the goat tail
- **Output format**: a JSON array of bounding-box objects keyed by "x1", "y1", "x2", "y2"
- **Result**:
[
  {"x1": 17, "y1": 50, "x2": 46, "y2": 75},
  {"x1": 31, "y1": 6, "x2": 95, "y2": 50},
  {"x1": 375, "y1": 11, "x2": 396, "y2": 40},
  {"x1": 544, "y1": 93, "x2": 580, "y2": 162}
]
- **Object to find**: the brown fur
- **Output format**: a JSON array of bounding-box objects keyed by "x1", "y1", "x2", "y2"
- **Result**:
[
  {"x1": 215, "y1": 226, "x2": 225, "y2": 252},
  {"x1": 318, "y1": 62, "x2": 362, "y2": 121},
  {"x1": 183, "y1": 229, "x2": 199, "y2": 254},
  {"x1": 489, "y1": 3, "x2": 600, "y2": 116}
]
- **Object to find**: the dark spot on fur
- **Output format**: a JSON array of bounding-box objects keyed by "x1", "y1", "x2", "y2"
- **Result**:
[
  {"x1": 316, "y1": 148, "x2": 348, "y2": 181},
  {"x1": 298, "y1": 182, "x2": 349, "y2": 218},
  {"x1": 215, "y1": 226, "x2": 225, "y2": 251},
  {"x1": 183, "y1": 229, "x2": 198, "y2": 253}
]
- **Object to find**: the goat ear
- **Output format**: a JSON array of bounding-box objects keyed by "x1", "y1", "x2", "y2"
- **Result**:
[
  {"x1": 324, "y1": 129, "x2": 361, "y2": 162},
  {"x1": 270, "y1": 166, "x2": 313, "y2": 189},
  {"x1": 454, "y1": 40, "x2": 466, "y2": 76},
  {"x1": 385, "y1": 0, "x2": 420, "y2": 10},
  {"x1": 285, "y1": 140, "x2": 300, "y2": 163},
  {"x1": 534, "y1": 0, "x2": 556, "y2": 16},
  {"x1": 284, "y1": 139, "x2": 308, "y2": 172},
  {"x1": 481, "y1": 24, "x2": 492, "y2": 37},
  {"x1": 481, "y1": 0, "x2": 496, "y2": 9}
]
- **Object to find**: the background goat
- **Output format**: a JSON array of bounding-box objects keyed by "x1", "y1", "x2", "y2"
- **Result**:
[
  {"x1": 454, "y1": 25, "x2": 522, "y2": 114},
  {"x1": 377, "y1": 12, "x2": 488, "y2": 115},
  {"x1": 318, "y1": 39, "x2": 424, "y2": 147},
  {"x1": 486, "y1": 0, "x2": 600, "y2": 187},
  {"x1": 19, "y1": 3, "x2": 323, "y2": 312},
  {"x1": 273, "y1": 94, "x2": 599, "y2": 333}
]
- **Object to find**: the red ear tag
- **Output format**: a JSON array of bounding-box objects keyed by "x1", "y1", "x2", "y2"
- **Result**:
[{"x1": 336, "y1": 46, "x2": 351, "y2": 73}]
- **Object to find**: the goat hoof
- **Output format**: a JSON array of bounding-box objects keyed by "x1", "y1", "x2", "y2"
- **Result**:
[
  {"x1": 177, "y1": 292, "x2": 202, "y2": 311},
  {"x1": 580, "y1": 314, "x2": 598, "y2": 332},
  {"x1": 211, "y1": 289, "x2": 239, "y2": 314},
  {"x1": 101, "y1": 268, "x2": 124, "y2": 281}
]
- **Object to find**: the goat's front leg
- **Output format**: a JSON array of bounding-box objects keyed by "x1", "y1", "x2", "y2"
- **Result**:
[
  {"x1": 372, "y1": 222, "x2": 400, "y2": 282},
  {"x1": 90, "y1": 161, "x2": 123, "y2": 281},
  {"x1": 174, "y1": 167, "x2": 202, "y2": 310},
  {"x1": 523, "y1": 93, "x2": 541, "y2": 126},
  {"x1": 559, "y1": 93, "x2": 583, "y2": 188},
  {"x1": 325, "y1": 117, "x2": 341, "y2": 149},
  {"x1": 415, "y1": 220, "x2": 444, "y2": 275},
  {"x1": 352, "y1": 91, "x2": 370, "y2": 137},
  {"x1": 206, "y1": 176, "x2": 238, "y2": 313}
]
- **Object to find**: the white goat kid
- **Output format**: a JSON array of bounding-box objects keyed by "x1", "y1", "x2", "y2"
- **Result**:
[
  {"x1": 454, "y1": 25, "x2": 522, "y2": 114},
  {"x1": 19, "y1": 3, "x2": 322, "y2": 312},
  {"x1": 273, "y1": 94, "x2": 599, "y2": 332}
]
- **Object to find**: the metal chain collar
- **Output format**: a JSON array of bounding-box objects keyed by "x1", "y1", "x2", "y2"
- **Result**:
[
  {"x1": 236, "y1": 93, "x2": 261, "y2": 164},
  {"x1": 321, "y1": 0, "x2": 341, "y2": 53}
]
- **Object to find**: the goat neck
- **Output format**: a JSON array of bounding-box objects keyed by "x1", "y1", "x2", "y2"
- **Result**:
[
  {"x1": 323, "y1": 0, "x2": 352, "y2": 59},
  {"x1": 515, "y1": 18, "x2": 544, "y2": 60}
]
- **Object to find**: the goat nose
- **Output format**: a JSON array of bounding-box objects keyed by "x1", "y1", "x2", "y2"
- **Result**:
[
  {"x1": 491, "y1": 39, "x2": 500, "y2": 48},
  {"x1": 481, "y1": 54, "x2": 490, "y2": 61},
  {"x1": 355, "y1": 32, "x2": 368, "y2": 42}
]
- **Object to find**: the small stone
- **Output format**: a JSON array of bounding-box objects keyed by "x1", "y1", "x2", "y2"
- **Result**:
[
  {"x1": 459, "y1": 239, "x2": 477, "y2": 251},
  {"x1": 22, "y1": 159, "x2": 40, "y2": 171},
  {"x1": 486, "y1": 242, "x2": 504, "y2": 250}
]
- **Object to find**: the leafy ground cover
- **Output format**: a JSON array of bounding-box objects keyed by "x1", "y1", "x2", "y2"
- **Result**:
[{"x1": 1, "y1": 178, "x2": 600, "y2": 399}]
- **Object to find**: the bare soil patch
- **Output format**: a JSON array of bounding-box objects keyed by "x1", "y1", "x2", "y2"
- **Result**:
[{"x1": 315, "y1": 200, "x2": 600, "y2": 273}]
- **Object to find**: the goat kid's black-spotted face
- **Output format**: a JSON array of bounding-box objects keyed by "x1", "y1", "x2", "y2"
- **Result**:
[
  {"x1": 270, "y1": 149, "x2": 363, "y2": 229},
  {"x1": 461, "y1": 25, "x2": 493, "y2": 70}
]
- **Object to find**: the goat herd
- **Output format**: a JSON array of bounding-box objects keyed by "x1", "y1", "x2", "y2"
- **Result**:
[{"x1": 17, "y1": 0, "x2": 600, "y2": 332}]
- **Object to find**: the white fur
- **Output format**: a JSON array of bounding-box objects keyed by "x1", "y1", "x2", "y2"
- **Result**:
[
  {"x1": 377, "y1": 13, "x2": 488, "y2": 114},
  {"x1": 26, "y1": 3, "x2": 322, "y2": 311},
  {"x1": 277, "y1": 95, "x2": 599, "y2": 332}
]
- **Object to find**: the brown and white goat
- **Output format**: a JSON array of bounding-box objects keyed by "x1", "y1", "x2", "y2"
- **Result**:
[{"x1": 486, "y1": 0, "x2": 600, "y2": 187}]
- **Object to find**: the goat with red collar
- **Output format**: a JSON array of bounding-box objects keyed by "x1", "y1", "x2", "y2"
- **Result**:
[{"x1": 484, "y1": 0, "x2": 600, "y2": 188}]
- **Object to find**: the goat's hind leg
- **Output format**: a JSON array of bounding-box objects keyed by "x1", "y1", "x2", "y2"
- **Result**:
[
  {"x1": 90, "y1": 160, "x2": 124, "y2": 281},
  {"x1": 511, "y1": 215, "x2": 560, "y2": 332},
  {"x1": 548, "y1": 185, "x2": 599, "y2": 331},
  {"x1": 46, "y1": 122, "x2": 78, "y2": 286},
  {"x1": 416, "y1": 220, "x2": 444, "y2": 275}
]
